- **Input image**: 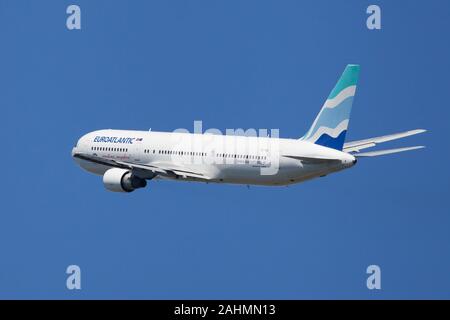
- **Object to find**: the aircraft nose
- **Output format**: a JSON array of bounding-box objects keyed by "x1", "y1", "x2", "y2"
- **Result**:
[
  {"x1": 71, "y1": 146, "x2": 77, "y2": 157},
  {"x1": 72, "y1": 135, "x2": 84, "y2": 157}
]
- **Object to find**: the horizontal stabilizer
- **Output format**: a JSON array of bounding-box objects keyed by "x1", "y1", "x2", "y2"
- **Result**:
[
  {"x1": 344, "y1": 129, "x2": 426, "y2": 153},
  {"x1": 354, "y1": 146, "x2": 425, "y2": 157}
]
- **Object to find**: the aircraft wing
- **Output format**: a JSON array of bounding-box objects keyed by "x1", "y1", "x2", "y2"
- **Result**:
[
  {"x1": 343, "y1": 129, "x2": 426, "y2": 155},
  {"x1": 73, "y1": 153, "x2": 211, "y2": 180}
]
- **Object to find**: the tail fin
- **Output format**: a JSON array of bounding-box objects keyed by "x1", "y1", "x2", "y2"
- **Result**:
[{"x1": 301, "y1": 64, "x2": 360, "y2": 150}]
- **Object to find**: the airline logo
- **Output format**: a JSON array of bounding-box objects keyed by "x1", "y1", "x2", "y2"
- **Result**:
[{"x1": 94, "y1": 136, "x2": 137, "y2": 144}]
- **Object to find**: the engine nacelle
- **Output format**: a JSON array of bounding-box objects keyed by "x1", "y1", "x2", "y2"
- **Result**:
[{"x1": 103, "y1": 168, "x2": 147, "y2": 192}]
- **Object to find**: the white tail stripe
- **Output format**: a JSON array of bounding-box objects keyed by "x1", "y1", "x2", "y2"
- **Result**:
[
  {"x1": 323, "y1": 85, "x2": 356, "y2": 109},
  {"x1": 306, "y1": 119, "x2": 349, "y2": 142}
]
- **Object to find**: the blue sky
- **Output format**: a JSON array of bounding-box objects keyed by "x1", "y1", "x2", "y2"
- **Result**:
[{"x1": 0, "y1": 0, "x2": 448, "y2": 299}]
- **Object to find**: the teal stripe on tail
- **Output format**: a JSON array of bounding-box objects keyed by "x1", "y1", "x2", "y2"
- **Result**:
[{"x1": 301, "y1": 64, "x2": 360, "y2": 150}]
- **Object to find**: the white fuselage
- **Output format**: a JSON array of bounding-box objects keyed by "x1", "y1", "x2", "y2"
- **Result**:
[{"x1": 72, "y1": 129, "x2": 356, "y2": 186}]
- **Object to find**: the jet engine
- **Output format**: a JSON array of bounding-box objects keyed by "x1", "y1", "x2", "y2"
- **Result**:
[{"x1": 103, "y1": 168, "x2": 147, "y2": 192}]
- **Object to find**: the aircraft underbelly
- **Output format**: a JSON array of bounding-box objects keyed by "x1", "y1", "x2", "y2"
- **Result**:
[{"x1": 217, "y1": 163, "x2": 320, "y2": 186}]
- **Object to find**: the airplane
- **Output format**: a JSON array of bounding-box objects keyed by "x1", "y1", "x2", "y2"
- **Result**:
[{"x1": 72, "y1": 64, "x2": 426, "y2": 192}]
